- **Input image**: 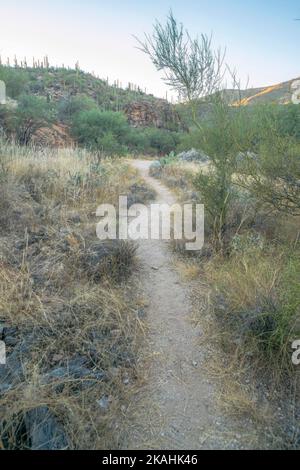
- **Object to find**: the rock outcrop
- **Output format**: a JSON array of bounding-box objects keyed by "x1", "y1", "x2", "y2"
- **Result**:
[
  {"x1": 32, "y1": 124, "x2": 74, "y2": 148},
  {"x1": 124, "y1": 100, "x2": 181, "y2": 130},
  {"x1": 177, "y1": 148, "x2": 209, "y2": 162}
]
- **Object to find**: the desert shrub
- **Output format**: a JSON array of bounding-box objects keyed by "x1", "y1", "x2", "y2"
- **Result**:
[
  {"x1": 126, "y1": 127, "x2": 181, "y2": 155},
  {"x1": 0, "y1": 66, "x2": 29, "y2": 98},
  {"x1": 0, "y1": 107, "x2": 18, "y2": 140},
  {"x1": 207, "y1": 244, "x2": 300, "y2": 374},
  {"x1": 12, "y1": 95, "x2": 57, "y2": 145},
  {"x1": 192, "y1": 97, "x2": 253, "y2": 250},
  {"x1": 252, "y1": 139, "x2": 299, "y2": 214},
  {"x1": 141, "y1": 128, "x2": 181, "y2": 155},
  {"x1": 72, "y1": 108, "x2": 181, "y2": 156},
  {"x1": 149, "y1": 152, "x2": 178, "y2": 178},
  {"x1": 190, "y1": 101, "x2": 300, "y2": 249},
  {"x1": 276, "y1": 104, "x2": 300, "y2": 140},
  {"x1": 237, "y1": 122, "x2": 300, "y2": 216},
  {"x1": 126, "y1": 182, "x2": 156, "y2": 205},
  {"x1": 123, "y1": 127, "x2": 147, "y2": 154},
  {"x1": 149, "y1": 160, "x2": 163, "y2": 178},
  {"x1": 177, "y1": 129, "x2": 210, "y2": 153},
  {"x1": 250, "y1": 104, "x2": 300, "y2": 141},
  {"x1": 177, "y1": 148, "x2": 209, "y2": 163},
  {"x1": 137, "y1": 11, "x2": 225, "y2": 129},
  {"x1": 71, "y1": 110, "x2": 129, "y2": 155},
  {"x1": 58, "y1": 95, "x2": 97, "y2": 122},
  {"x1": 159, "y1": 151, "x2": 178, "y2": 166}
]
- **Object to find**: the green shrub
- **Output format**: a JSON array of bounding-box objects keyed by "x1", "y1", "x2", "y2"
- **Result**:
[
  {"x1": 125, "y1": 127, "x2": 181, "y2": 155},
  {"x1": 71, "y1": 110, "x2": 129, "y2": 155},
  {"x1": 176, "y1": 129, "x2": 202, "y2": 153},
  {"x1": 0, "y1": 66, "x2": 29, "y2": 98},
  {"x1": 250, "y1": 104, "x2": 300, "y2": 141},
  {"x1": 276, "y1": 104, "x2": 300, "y2": 140},
  {"x1": 58, "y1": 95, "x2": 97, "y2": 122},
  {"x1": 238, "y1": 122, "x2": 300, "y2": 216},
  {"x1": 123, "y1": 127, "x2": 149, "y2": 154},
  {"x1": 149, "y1": 160, "x2": 163, "y2": 178},
  {"x1": 192, "y1": 96, "x2": 251, "y2": 250},
  {"x1": 142, "y1": 128, "x2": 181, "y2": 155},
  {"x1": 13, "y1": 95, "x2": 57, "y2": 145}
]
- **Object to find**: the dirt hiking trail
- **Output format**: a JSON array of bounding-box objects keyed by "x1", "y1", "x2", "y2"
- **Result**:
[{"x1": 123, "y1": 160, "x2": 259, "y2": 450}]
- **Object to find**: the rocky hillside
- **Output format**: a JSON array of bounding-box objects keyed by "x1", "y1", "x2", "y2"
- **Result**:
[
  {"x1": 1, "y1": 64, "x2": 298, "y2": 148},
  {"x1": 124, "y1": 100, "x2": 179, "y2": 129},
  {"x1": 226, "y1": 77, "x2": 300, "y2": 106},
  {"x1": 0, "y1": 65, "x2": 180, "y2": 131},
  {"x1": 177, "y1": 77, "x2": 300, "y2": 126}
]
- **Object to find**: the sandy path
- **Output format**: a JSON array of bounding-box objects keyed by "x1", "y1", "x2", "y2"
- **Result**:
[{"x1": 123, "y1": 160, "x2": 220, "y2": 450}]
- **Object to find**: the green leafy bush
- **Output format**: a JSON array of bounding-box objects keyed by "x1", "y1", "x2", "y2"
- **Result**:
[
  {"x1": 125, "y1": 127, "x2": 177, "y2": 155},
  {"x1": 71, "y1": 110, "x2": 129, "y2": 155},
  {"x1": 58, "y1": 95, "x2": 97, "y2": 122},
  {"x1": 237, "y1": 107, "x2": 300, "y2": 216},
  {"x1": 192, "y1": 97, "x2": 250, "y2": 249},
  {"x1": 13, "y1": 95, "x2": 56, "y2": 145},
  {"x1": 141, "y1": 128, "x2": 181, "y2": 155},
  {"x1": 0, "y1": 66, "x2": 29, "y2": 98}
]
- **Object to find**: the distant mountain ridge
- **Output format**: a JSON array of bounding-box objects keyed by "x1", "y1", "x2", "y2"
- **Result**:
[
  {"x1": 229, "y1": 77, "x2": 300, "y2": 106},
  {"x1": 176, "y1": 77, "x2": 300, "y2": 127}
]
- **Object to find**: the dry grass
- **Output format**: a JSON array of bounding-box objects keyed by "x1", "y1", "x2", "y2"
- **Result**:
[
  {"x1": 204, "y1": 246, "x2": 300, "y2": 368},
  {"x1": 0, "y1": 141, "x2": 151, "y2": 449},
  {"x1": 150, "y1": 160, "x2": 201, "y2": 199},
  {"x1": 187, "y1": 242, "x2": 300, "y2": 448},
  {"x1": 173, "y1": 260, "x2": 201, "y2": 281}
]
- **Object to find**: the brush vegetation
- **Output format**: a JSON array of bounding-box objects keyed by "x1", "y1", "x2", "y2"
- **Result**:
[
  {"x1": 0, "y1": 64, "x2": 183, "y2": 156},
  {"x1": 0, "y1": 139, "x2": 154, "y2": 449}
]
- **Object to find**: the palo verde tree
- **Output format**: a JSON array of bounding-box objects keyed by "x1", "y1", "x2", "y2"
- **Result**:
[
  {"x1": 236, "y1": 107, "x2": 300, "y2": 216},
  {"x1": 136, "y1": 11, "x2": 225, "y2": 128},
  {"x1": 192, "y1": 93, "x2": 257, "y2": 249},
  {"x1": 137, "y1": 12, "x2": 245, "y2": 250},
  {"x1": 14, "y1": 95, "x2": 56, "y2": 145}
]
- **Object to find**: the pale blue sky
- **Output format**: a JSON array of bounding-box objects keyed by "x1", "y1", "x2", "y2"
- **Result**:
[{"x1": 0, "y1": 0, "x2": 299, "y2": 98}]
